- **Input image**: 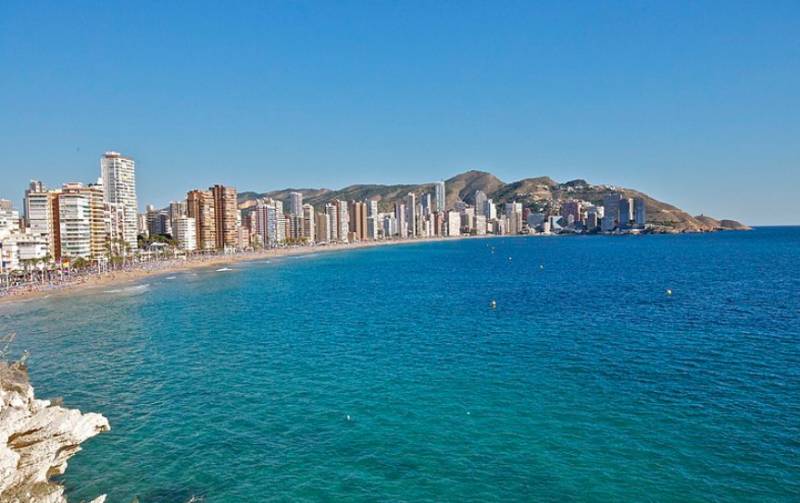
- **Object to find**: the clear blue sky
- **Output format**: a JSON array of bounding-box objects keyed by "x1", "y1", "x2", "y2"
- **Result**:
[{"x1": 1, "y1": 1, "x2": 798, "y2": 224}]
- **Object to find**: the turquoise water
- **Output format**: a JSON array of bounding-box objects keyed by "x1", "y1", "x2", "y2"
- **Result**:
[{"x1": 2, "y1": 228, "x2": 799, "y2": 502}]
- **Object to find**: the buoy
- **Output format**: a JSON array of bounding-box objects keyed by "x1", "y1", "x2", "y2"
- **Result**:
[
  {"x1": 666, "y1": 289, "x2": 672, "y2": 296},
  {"x1": 490, "y1": 300, "x2": 497, "y2": 309},
  {"x1": 508, "y1": 256, "x2": 512, "y2": 261},
  {"x1": 467, "y1": 411, "x2": 471, "y2": 415},
  {"x1": 346, "y1": 415, "x2": 351, "y2": 421},
  {"x1": 539, "y1": 264, "x2": 544, "y2": 270}
]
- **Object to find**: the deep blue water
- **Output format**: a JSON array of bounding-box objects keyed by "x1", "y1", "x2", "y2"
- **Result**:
[{"x1": 2, "y1": 228, "x2": 799, "y2": 502}]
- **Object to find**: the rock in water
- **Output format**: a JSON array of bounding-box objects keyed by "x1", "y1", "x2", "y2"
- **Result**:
[{"x1": 0, "y1": 361, "x2": 110, "y2": 503}]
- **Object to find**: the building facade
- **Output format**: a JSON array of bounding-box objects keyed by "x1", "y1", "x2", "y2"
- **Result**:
[{"x1": 100, "y1": 152, "x2": 138, "y2": 252}]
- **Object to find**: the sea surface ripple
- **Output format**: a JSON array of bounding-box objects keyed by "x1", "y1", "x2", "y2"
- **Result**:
[{"x1": 1, "y1": 228, "x2": 799, "y2": 502}]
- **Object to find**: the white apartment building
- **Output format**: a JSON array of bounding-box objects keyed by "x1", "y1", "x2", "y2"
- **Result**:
[
  {"x1": 447, "y1": 211, "x2": 461, "y2": 237},
  {"x1": 288, "y1": 192, "x2": 303, "y2": 216},
  {"x1": 101, "y1": 151, "x2": 138, "y2": 252},
  {"x1": 59, "y1": 192, "x2": 92, "y2": 259},
  {"x1": 174, "y1": 216, "x2": 197, "y2": 251}
]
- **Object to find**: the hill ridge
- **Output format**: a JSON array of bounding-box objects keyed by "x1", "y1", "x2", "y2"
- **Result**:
[{"x1": 237, "y1": 170, "x2": 749, "y2": 232}]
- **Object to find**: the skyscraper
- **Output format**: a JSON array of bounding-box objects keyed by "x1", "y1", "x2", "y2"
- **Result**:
[
  {"x1": 619, "y1": 198, "x2": 633, "y2": 227},
  {"x1": 421, "y1": 193, "x2": 432, "y2": 216},
  {"x1": 253, "y1": 198, "x2": 284, "y2": 247},
  {"x1": 367, "y1": 199, "x2": 379, "y2": 217},
  {"x1": 447, "y1": 210, "x2": 461, "y2": 237},
  {"x1": 395, "y1": 202, "x2": 407, "y2": 238},
  {"x1": 186, "y1": 190, "x2": 216, "y2": 250},
  {"x1": 211, "y1": 185, "x2": 238, "y2": 250},
  {"x1": 302, "y1": 204, "x2": 315, "y2": 242},
  {"x1": 405, "y1": 193, "x2": 417, "y2": 238},
  {"x1": 348, "y1": 201, "x2": 368, "y2": 241},
  {"x1": 434, "y1": 181, "x2": 446, "y2": 212},
  {"x1": 335, "y1": 200, "x2": 349, "y2": 242},
  {"x1": 474, "y1": 190, "x2": 487, "y2": 217},
  {"x1": 288, "y1": 192, "x2": 303, "y2": 216},
  {"x1": 634, "y1": 198, "x2": 647, "y2": 227},
  {"x1": 100, "y1": 152, "x2": 138, "y2": 252},
  {"x1": 315, "y1": 211, "x2": 330, "y2": 243},
  {"x1": 602, "y1": 193, "x2": 621, "y2": 231}
]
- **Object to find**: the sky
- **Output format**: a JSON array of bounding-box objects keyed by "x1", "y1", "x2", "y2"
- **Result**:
[{"x1": 1, "y1": 1, "x2": 798, "y2": 225}]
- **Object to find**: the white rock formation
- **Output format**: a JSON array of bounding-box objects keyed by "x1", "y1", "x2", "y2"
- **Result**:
[{"x1": 0, "y1": 361, "x2": 109, "y2": 503}]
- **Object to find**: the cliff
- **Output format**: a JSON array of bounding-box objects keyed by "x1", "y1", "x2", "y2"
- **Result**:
[{"x1": 0, "y1": 361, "x2": 109, "y2": 503}]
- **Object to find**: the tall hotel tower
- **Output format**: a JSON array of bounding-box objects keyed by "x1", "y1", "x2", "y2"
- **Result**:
[
  {"x1": 101, "y1": 152, "x2": 138, "y2": 252},
  {"x1": 434, "y1": 181, "x2": 446, "y2": 212}
]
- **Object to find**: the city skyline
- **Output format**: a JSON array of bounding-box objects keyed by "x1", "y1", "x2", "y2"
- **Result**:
[{"x1": 2, "y1": 2, "x2": 799, "y2": 225}]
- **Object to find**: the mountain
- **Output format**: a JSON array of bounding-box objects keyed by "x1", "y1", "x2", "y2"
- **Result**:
[{"x1": 238, "y1": 170, "x2": 749, "y2": 233}]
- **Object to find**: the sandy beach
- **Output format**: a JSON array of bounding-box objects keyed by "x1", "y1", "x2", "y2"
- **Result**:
[{"x1": 0, "y1": 235, "x2": 506, "y2": 306}]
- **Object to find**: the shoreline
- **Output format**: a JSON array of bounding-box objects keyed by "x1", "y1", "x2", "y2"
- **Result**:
[
  {"x1": 1, "y1": 226, "x2": 755, "y2": 306},
  {"x1": 0, "y1": 234, "x2": 511, "y2": 306}
]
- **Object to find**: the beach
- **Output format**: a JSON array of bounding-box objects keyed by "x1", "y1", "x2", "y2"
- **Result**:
[{"x1": 0, "y1": 235, "x2": 501, "y2": 305}]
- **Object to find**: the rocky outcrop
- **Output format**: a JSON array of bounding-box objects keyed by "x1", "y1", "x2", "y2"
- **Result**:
[{"x1": 0, "y1": 361, "x2": 109, "y2": 503}]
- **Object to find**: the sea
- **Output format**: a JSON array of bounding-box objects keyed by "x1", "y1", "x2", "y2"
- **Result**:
[{"x1": 1, "y1": 227, "x2": 798, "y2": 502}]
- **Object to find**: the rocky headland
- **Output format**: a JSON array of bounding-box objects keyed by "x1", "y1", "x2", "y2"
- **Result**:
[{"x1": 0, "y1": 360, "x2": 109, "y2": 503}]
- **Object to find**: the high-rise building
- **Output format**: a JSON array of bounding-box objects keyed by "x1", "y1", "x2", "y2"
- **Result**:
[
  {"x1": 61, "y1": 182, "x2": 106, "y2": 258},
  {"x1": 186, "y1": 190, "x2": 216, "y2": 250},
  {"x1": 474, "y1": 191, "x2": 487, "y2": 217},
  {"x1": 325, "y1": 203, "x2": 338, "y2": 242},
  {"x1": 485, "y1": 199, "x2": 497, "y2": 220},
  {"x1": 253, "y1": 198, "x2": 284, "y2": 247},
  {"x1": 382, "y1": 214, "x2": 397, "y2": 238},
  {"x1": 405, "y1": 193, "x2": 417, "y2": 238},
  {"x1": 288, "y1": 192, "x2": 303, "y2": 216},
  {"x1": 347, "y1": 201, "x2": 368, "y2": 241},
  {"x1": 434, "y1": 181, "x2": 446, "y2": 212},
  {"x1": 334, "y1": 200, "x2": 349, "y2": 242},
  {"x1": 211, "y1": 185, "x2": 238, "y2": 250},
  {"x1": 394, "y1": 202, "x2": 407, "y2": 238},
  {"x1": 561, "y1": 200, "x2": 582, "y2": 225},
  {"x1": 302, "y1": 204, "x2": 315, "y2": 243},
  {"x1": 420, "y1": 193, "x2": 432, "y2": 217},
  {"x1": 100, "y1": 152, "x2": 138, "y2": 252},
  {"x1": 619, "y1": 198, "x2": 633, "y2": 227},
  {"x1": 168, "y1": 201, "x2": 187, "y2": 235},
  {"x1": 586, "y1": 210, "x2": 599, "y2": 230},
  {"x1": 174, "y1": 216, "x2": 197, "y2": 251},
  {"x1": 367, "y1": 215, "x2": 379, "y2": 240},
  {"x1": 286, "y1": 214, "x2": 304, "y2": 241},
  {"x1": 475, "y1": 215, "x2": 487, "y2": 235},
  {"x1": 446, "y1": 210, "x2": 461, "y2": 237},
  {"x1": 634, "y1": 198, "x2": 647, "y2": 227},
  {"x1": 602, "y1": 193, "x2": 621, "y2": 231},
  {"x1": 24, "y1": 182, "x2": 54, "y2": 255},
  {"x1": 58, "y1": 189, "x2": 92, "y2": 259},
  {"x1": 146, "y1": 205, "x2": 169, "y2": 237},
  {"x1": 315, "y1": 211, "x2": 329, "y2": 243},
  {"x1": 367, "y1": 199, "x2": 379, "y2": 217},
  {"x1": 24, "y1": 180, "x2": 45, "y2": 225},
  {"x1": 0, "y1": 201, "x2": 19, "y2": 240}
]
